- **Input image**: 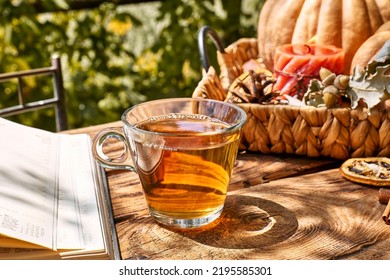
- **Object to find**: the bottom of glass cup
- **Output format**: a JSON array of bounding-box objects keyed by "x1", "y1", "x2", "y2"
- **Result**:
[{"x1": 149, "y1": 206, "x2": 223, "y2": 229}]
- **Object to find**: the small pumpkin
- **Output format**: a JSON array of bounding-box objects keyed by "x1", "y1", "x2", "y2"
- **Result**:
[
  {"x1": 257, "y1": 0, "x2": 390, "y2": 74},
  {"x1": 350, "y1": 21, "x2": 390, "y2": 71}
]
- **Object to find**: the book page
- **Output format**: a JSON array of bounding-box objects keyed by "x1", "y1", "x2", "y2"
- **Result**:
[
  {"x1": 56, "y1": 134, "x2": 84, "y2": 250},
  {"x1": 58, "y1": 134, "x2": 105, "y2": 255},
  {"x1": 0, "y1": 118, "x2": 111, "y2": 259},
  {"x1": 0, "y1": 235, "x2": 48, "y2": 249},
  {"x1": 0, "y1": 118, "x2": 59, "y2": 249}
]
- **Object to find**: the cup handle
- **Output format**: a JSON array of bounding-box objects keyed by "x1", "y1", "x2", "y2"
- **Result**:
[{"x1": 91, "y1": 127, "x2": 136, "y2": 172}]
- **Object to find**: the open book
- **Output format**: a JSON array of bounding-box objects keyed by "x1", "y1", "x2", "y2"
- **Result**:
[{"x1": 0, "y1": 118, "x2": 120, "y2": 260}]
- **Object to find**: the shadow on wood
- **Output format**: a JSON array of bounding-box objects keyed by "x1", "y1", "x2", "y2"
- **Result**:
[{"x1": 163, "y1": 194, "x2": 298, "y2": 249}]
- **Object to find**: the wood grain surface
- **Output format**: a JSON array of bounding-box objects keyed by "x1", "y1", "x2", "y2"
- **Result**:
[{"x1": 68, "y1": 122, "x2": 390, "y2": 260}]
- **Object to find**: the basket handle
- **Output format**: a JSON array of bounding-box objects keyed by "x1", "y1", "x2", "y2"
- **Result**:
[{"x1": 198, "y1": 26, "x2": 225, "y2": 71}]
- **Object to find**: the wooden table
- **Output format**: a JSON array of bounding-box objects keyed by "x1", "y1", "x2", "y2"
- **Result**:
[{"x1": 67, "y1": 122, "x2": 390, "y2": 260}]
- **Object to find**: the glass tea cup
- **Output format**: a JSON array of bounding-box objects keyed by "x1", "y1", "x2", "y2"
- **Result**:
[{"x1": 92, "y1": 98, "x2": 246, "y2": 228}]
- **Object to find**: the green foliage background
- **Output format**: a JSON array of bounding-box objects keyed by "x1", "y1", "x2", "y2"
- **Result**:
[{"x1": 0, "y1": 0, "x2": 264, "y2": 131}]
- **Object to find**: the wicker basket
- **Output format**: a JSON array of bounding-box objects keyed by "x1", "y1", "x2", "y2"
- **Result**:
[{"x1": 193, "y1": 27, "x2": 390, "y2": 160}]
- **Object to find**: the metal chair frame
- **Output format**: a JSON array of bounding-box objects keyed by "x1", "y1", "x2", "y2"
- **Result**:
[{"x1": 0, "y1": 55, "x2": 68, "y2": 131}]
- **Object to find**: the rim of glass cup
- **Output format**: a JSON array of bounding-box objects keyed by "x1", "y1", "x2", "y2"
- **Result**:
[{"x1": 121, "y1": 97, "x2": 247, "y2": 137}]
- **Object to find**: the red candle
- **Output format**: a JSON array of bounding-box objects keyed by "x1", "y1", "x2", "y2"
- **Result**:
[{"x1": 273, "y1": 44, "x2": 344, "y2": 100}]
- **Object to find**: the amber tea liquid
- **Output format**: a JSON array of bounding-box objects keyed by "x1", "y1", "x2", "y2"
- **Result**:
[{"x1": 133, "y1": 114, "x2": 241, "y2": 227}]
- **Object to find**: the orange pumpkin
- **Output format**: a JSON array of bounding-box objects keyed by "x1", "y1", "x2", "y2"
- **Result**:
[
  {"x1": 257, "y1": 0, "x2": 390, "y2": 74},
  {"x1": 350, "y1": 22, "x2": 390, "y2": 71}
]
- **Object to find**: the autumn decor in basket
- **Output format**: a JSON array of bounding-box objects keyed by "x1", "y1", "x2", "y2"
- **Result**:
[{"x1": 193, "y1": 0, "x2": 390, "y2": 160}]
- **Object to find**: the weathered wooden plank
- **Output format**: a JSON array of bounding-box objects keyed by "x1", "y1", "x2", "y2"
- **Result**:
[
  {"x1": 114, "y1": 168, "x2": 389, "y2": 260},
  {"x1": 229, "y1": 153, "x2": 339, "y2": 190}
]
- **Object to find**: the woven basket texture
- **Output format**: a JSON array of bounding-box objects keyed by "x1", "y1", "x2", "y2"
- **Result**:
[{"x1": 192, "y1": 38, "x2": 390, "y2": 160}]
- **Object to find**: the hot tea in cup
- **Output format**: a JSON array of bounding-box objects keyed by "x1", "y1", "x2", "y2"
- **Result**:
[{"x1": 92, "y1": 98, "x2": 246, "y2": 228}]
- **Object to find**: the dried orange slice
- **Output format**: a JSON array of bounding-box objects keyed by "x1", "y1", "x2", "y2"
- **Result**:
[{"x1": 339, "y1": 157, "x2": 390, "y2": 187}]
